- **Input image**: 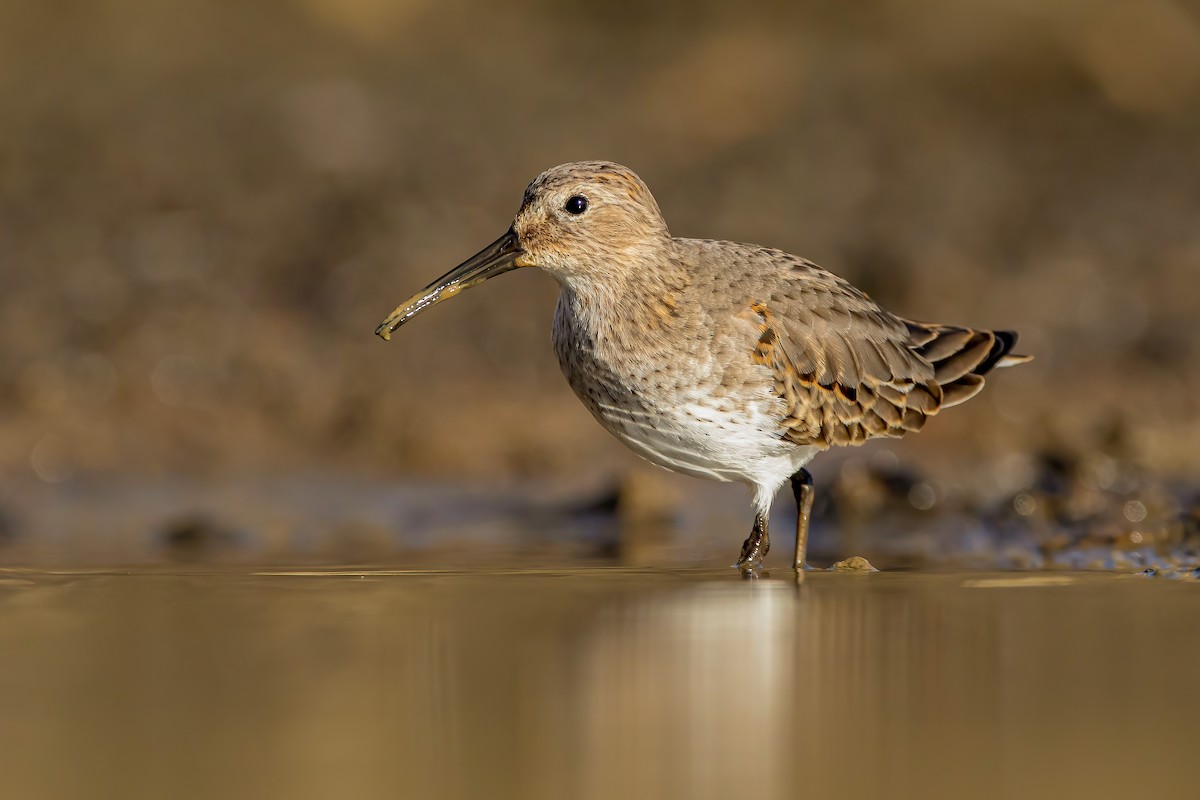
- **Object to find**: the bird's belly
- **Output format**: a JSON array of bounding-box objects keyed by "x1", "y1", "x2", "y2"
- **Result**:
[
  {"x1": 570, "y1": 374, "x2": 806, "y2": 485},
  {"x1": 553, "y1": 294, "x2": 818, "y2": 486},
  {"x1": 604, "y1": 402, "x2": 788, "y2": 481}
]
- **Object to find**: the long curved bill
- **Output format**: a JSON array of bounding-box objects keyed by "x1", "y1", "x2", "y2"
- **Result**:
[{"x1": 375, "y1": 227, "x2": 524, "y2": 340}]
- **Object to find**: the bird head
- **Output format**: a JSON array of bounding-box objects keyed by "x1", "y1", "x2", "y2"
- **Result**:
[{"x1": 376, "y1": 161, "x2": 670, "y2": 339}]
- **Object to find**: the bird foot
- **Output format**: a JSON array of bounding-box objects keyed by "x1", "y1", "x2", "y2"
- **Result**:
[
  {"x1": 734, "y1": 518, "x2": 770, "y2": 569},
  {"x1": 739, "y1": 565, "x2": 764, "y2": 580}
]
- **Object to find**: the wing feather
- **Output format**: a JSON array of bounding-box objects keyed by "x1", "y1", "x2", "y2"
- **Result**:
[{"x1": 740, "y1": 255, "x2": 1029, "y2": 447}]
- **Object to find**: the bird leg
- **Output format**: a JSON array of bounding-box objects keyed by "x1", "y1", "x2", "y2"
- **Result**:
[
  {"x1": 791, "y1": 468, "x2": 815, "y2": 571},
  {"x1": 735, "y1": 512, "x2": 770, "y2": 568}
]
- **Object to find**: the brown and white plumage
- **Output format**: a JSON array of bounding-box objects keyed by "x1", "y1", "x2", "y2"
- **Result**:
[{"x1": 377, "y1": 161, "x2": 1030, "y2": 568}]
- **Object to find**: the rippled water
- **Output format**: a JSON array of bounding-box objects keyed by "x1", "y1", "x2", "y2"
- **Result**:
[{"x1": 1, "y1": 567, "x2": 1195, "y2": 799}]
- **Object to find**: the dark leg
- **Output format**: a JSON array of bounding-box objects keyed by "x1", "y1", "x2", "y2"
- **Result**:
[
  {"x1": 791, "y1": 468, "x2": 815, "y2": 571},
  {"x1": 735, "y1": 512, "x2": 770, "y2": 568}
]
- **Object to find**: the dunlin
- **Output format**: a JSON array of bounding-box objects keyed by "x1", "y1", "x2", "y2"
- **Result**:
[{"x1": 377, "y1": 162, "x2": 1030, "y2": 569}]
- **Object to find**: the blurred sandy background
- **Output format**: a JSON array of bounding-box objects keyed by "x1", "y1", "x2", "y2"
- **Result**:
[{"x1": 3, "y1": 0, "x2": 1199, "y2": 491}]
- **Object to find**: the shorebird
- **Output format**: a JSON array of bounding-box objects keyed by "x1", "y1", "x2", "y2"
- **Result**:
[{"x1": 377, "y1": 161, "x2": 1030, "y2": 569}]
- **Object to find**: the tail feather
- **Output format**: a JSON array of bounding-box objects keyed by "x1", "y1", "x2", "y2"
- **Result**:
[
  {"x1": 996, "y1": 353, "x2": 1034, "y2": 368},
  {"x1": 939, "y1": 373, "x2": 985, "y2": 407},
  {"x1": 904, "y1": 321, "x2": 1031, "y2": 409}
]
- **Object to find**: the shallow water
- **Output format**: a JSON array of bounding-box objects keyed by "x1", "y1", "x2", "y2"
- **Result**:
[{"x1": 1, "y1": 566, "x2": 1196, "y2": 799}]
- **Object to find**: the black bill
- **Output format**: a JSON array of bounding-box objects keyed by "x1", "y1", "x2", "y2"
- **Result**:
[{"x1": 375, "y1": 227, "x2": 523, "y2": 340}]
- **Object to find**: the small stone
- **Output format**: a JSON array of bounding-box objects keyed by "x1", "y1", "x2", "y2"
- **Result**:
[{"x1": 829, "y1": 555, "x2": 879, "y2": 572}]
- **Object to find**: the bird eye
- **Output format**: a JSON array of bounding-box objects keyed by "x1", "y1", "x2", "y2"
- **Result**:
[{"x1": 564, "y1": 195, "x2": 588, "y2": 215}]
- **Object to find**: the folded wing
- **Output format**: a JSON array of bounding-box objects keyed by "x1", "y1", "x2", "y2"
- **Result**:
[{"x1": 747, "y1": 259, "x2": 1030, "y2": 448}]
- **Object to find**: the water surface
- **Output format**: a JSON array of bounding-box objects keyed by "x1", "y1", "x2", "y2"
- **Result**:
[{"x1": 1, "y1": 567, "x2": 1194, "y2": 799}]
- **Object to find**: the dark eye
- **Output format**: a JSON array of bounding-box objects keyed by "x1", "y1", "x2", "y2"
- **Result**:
[{"x1": 564, "y1": 195, "x2": 588, "y2": 215}]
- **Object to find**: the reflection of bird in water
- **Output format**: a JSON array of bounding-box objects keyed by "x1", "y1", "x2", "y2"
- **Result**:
[{"x1": 377, "y1": 161, "x2": 1031, "y2": 569}]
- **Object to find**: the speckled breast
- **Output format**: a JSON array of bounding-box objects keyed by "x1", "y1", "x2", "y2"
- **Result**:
[{"x1": 551, "y1": 292, "x2": 794, "y2": 483}]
